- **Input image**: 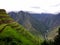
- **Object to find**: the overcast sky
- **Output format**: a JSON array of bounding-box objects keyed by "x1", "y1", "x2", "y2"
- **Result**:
[{"x1": 0, "y1": 0, "x2": 60, "y2": 13}]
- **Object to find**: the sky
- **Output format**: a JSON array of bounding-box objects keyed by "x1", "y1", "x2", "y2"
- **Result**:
[{"x1": 0, "y1": 0, "x2": 60, "y2": 13}]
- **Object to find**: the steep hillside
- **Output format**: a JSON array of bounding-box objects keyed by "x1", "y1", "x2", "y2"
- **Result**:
[
  {"x1": 47, "y1": 26, "x2": 60, "y2": 40},
  {"x1": 0, "y1": 9, "x2": 44, "y2": 45},
  {"x1": 8, "y1": 11, "x2": 60, "y2": 31},
  {"x1": 31, "y1": 13, "x2": 60, "y2": 30},
  {"x1": 31, "y1": 13, "x2": 55, "y2": 28},
  {"x1": 8, "y1": 11, "x2": 48, "y2": 36}
]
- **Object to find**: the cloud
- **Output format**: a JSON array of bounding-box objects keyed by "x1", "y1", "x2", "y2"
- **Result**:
[
  {"x1": 31, "y1": 7, "x2": 40, "y2": 9},
  {"x1": 0, "y1": 0, "x2": 60, "y2": 13},
  {"x1": 51, "y1": 3, "x2": 60, "y2": 7}
]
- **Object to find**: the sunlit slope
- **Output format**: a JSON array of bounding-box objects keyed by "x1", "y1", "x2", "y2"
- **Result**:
[
  {"x1": 0, "y1": 9, "x2": 44, "y2": 45},
  {"x1": 0, "y1": 24, "x2": 37, "y2": 45},
  {"x1": 47, "y1": 27, "x2": 59, "y2": 40}
]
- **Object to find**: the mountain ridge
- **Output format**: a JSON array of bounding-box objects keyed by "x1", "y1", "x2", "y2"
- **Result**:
[
  {"x1": 8, "y1": 11, "x2": 60, "y2": 38},
  {"x1": 8, "y1": 11, "x2": 48, "y2": 37},
  {"x1": 0, "y1": 9, "x2": 43, "y2": 45}
]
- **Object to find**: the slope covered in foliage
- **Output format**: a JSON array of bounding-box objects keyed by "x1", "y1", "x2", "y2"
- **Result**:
[
  {"x1": 8, "y1": 11, "x2": 48, "y2": 37},
  {"x1": 0, "y1": 9, "x2": 44, "y2": 45}
]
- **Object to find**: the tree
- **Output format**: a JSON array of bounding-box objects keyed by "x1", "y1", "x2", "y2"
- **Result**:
[{"x1": 41, "y1": 40, "x2": 49, "y2": 45}]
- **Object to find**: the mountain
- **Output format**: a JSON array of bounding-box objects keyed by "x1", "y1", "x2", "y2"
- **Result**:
[
  {"x1": 8, "y1": 11, "x2": 48, "y2": 37},
  {"x1": 0, "y1": 9, "x2": 44, "y2": 45},
  {"x1": 47, "y1": 27, "x2": 58, "y2": 40},
  {"x1": 8, "y1": 11, "x2": 60, "y2": 38},
  {"x1": 30, "y1": 13, "x2": 60, "y2": 40},
  {"x1": 30, "y1": 13, "x2": 60, "y2": 30}
]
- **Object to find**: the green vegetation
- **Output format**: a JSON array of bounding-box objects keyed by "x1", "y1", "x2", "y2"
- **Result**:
[
  {"x1": 0, "y1": 24, "x2": 34, "y2": 45},
  {"x1": 0, "y1": 9, "x2": 44, "y2": 45}
]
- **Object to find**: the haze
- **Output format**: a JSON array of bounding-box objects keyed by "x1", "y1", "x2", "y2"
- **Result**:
[{"x1": 0, "y1": 0, "x2": 60, "y2": 13}]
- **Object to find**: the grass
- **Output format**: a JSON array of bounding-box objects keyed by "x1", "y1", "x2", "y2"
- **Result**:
[
  {"x1": 0, "y1": 22, "x2": 44, "y2": 45},
  {"x1": 0, "y1": 9, "x2": 44, "y2": 45},
  {"x1": 0, "y1": 24, "x2": 34, "y2": 45}
]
